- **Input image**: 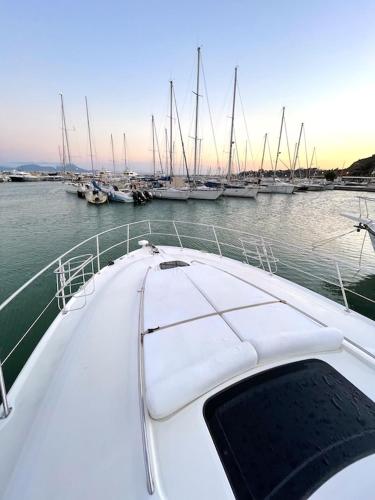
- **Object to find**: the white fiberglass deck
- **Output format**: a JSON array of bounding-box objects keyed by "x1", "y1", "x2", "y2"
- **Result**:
[{"x1": 1, "y1": 244, "x2": 375, "y2": 500}]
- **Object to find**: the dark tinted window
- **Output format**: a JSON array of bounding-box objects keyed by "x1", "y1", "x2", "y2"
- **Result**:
[{"x1": 204, "y1": 359, "x2": 375, "y2": 500}]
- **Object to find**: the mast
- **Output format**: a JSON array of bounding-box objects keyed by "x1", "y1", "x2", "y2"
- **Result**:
[
  {"x1": 227, "y1": 66, "x2": 238, "y2": 181},
  {"x1": 169, "y1": 81, "x2": 173, "y2": 179},
  {"x1": 123, "y1": 133, "x2": 127, "y2": 172},
  {"x1": 59, "y1": 93, "x2": 71, "y2": 169},
  {"x1": 291, "y1": 122, "x2": 304, "y2": 181},
  {"x1": 85, "y1": 96, "x2": 94, "y2": 175},
  {"x1": 260, "y1": 133, "x2": 267, "y2": 171},
  {"x1": 151, "y1": 115, "x2": 156, "y2": 178},
  {"x1": 193, "y1": 46, "x2": 201, "y2": 180},
  {"x1": 164, "y1": 129, "x2": 169, "y2": 177},
  {"x1": 110, "y1": 134, "x2": 116, "y2": 174},
  {"x1": 274, "y1": 106, "x2": 285, "y2": 180},
  {"x1": 172, "y1": 84, "x2": 191, "y2": 183},
  {"x1": 244, "y1": 141, "x2": 248, "y2": 172}
]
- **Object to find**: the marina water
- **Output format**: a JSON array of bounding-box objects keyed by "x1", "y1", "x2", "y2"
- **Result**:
[{"x1": 1, "y1": 182, "x2": 374, "y2": 385}]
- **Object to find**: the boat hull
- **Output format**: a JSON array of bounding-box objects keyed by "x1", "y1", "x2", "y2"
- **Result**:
[
  {"x1": 152, "y1": 188, "x2": 189, "y2": 200},
  {"x1": 259, "y1": 184, "x2": 295, "y2": 194},
  {"x1": 188, "y1": 189, "x2": 223, "y2": 200},
  {"x1": 223, "y1": 187, "x2": 258, "y2": 198},
  {"x1": 85, "y1": 191, "x2": 108, "y2": 204}
]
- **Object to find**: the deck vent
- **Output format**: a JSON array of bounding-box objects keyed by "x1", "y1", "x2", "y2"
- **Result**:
[{"x1": 159, "y1": 261, "x2": 190, "y2": 270}]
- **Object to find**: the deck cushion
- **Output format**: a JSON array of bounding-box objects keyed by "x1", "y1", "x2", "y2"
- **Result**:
[
  {"x1": 250, "y1": 327, "x2": 343, "y2": 363},
  {"x1": 146, "y1": 342, "x2": 257, "y2": 419}
]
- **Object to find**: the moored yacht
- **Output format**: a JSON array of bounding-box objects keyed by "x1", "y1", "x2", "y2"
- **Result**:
[{"x1": 0, "y1": 219, "x2": 375, "y2": 499}]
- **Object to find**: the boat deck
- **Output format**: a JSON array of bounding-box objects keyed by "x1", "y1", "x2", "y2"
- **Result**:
[{"x1": 1, "y1": 245, "x2": 375, "y2": 499}]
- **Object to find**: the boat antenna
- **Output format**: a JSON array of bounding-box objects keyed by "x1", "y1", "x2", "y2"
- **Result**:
[
  {"x1": 172, "y1": 83, "x2": 191, "y2": 183},
  {"x1": 151, "y1": 115, "x2": 156, "y2": 178},
  {"x1": 227, "y1": 66, "x2": 238, "y2": 181},
  {"x1": 193, "y1": 46, "x2": 201, "y2": 183},
  {"x1": 59, "y1": 93, "x2": 72, "y2": 169},
  {"x1": 274, "y1": 106, "x2": 285, "y2": 180},
  {"x1": 110, "y1": 133, "x2": 116, "y2": 174},
  {"x1": 123, "y1": 133, "x2": 128, "y2": 172},
  {"x1": 85, "y1": 96, "x2": 95, "y2": 176}
]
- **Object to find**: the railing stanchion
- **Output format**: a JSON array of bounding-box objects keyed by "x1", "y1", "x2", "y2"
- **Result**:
[
  {"x1": 148, "y1": 221, "x2": 152, "y2": 237},
  {"x1": 212, "y1": 226, "x2": 222, "y2": 256},
  {"x1": 173, "y1": 221, "x2": 183, "y2": 248},
  {"x1": 335, "y1": 262, "x2": 350, "y2": 312},
  {"x1": 58, "y1": 258, "x2": 66, "y2": 312},
  {"x1": 96, "y1": 235, "x2": 100, "y2": 272},
  {"x1": 0, "y1": 361, "x2": 11, "y2": 418},
  {"x1": 262, "y1": 237, "x2": 273, "y2": 275},
  {"x1": 126, "y1": 224, "x2": 130, "y2": 255}
]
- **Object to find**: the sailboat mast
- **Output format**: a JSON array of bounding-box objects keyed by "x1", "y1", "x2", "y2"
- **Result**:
[
  {"x1": 193, "y1": 46, "x2": 201, "y2": 180},
  {"x1": 169, "y1": 81, "x2": 173, "y2": 179},
  {"x1": 152, "y1": 115, "x2": 156, "y2": 178},
  {"x1": 85, "y1": 96, "x2": 94, "y2": 175},
  {"x1": 123, "y1": 133, "x2": 127, "y2": 172},
  {"x1": 164, "y1": 128, "x2": 168, "y2": 177},
  {"x1": 227, "y1": 66, "x2": 238, "y2": 181},
  {"x1": 260, "y1": 133, "x2": 267, "y2": 171},
  {"x1": 274, "y1": 106, "x2": 285, "y2": 179},
  {"x1": 110, "y1": 134, "x2": 116, "y2": 174},
  {"x1": 291, "y1": 122, "x2": 304, "y2": 181},
  {"x1": 59, "y1": 93, "x2": 72, "y2": 168}
]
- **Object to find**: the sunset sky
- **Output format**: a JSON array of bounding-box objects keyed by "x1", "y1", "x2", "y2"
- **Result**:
[{"x1": 0, "y1": 0, "x2": 374, "y2": 173}]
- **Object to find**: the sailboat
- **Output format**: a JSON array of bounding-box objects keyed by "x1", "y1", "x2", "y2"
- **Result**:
[
  {"x1": 259, "y1": 107, "x2": 294, "y2": 194},
  {"x1": 188, "y1": 47, "x2": 222, "y2": 201},
  {"x1": 152, "y1": 82, "x2": 189, "y2": 201},
  {"x1": 97, "y1": 134, "x2": 133, "y2": 203},
  {"x1": 59, "y1": 94, "x2": 88, "y2": 198},
  {"x1": 222, "y1": 67, "x2": 258, "y2": 199},
  {"x1": 83, "y1": 96, "x2": 108, "y2": 205}
]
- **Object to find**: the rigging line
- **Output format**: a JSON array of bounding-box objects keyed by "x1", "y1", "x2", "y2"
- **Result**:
[
  {"x1": 303, "y1": 124, "x2": 309, "y2": 177},
  {"x1": 283, "y1": 117, "x2": 293, "y2": 171},
  {"x1": 233, "y1": 128, "x2": 242, "y2": 174},
  {"x1": 312, "y1": 229, "x2": 357, "y2": 249},
  {"x1": 172, "y1": 85, "x2": 191, "y2": 183},
  {"x1": 154, "y1": 121, "x2": 164, "y2": 175},
  {"x1": 267, "y1": 134, "x2": 274, "y2": 171},
  {"x1": 200, "y1": 54, "x2": 221, "y2": 171},
  {"x1": 236, "y1": 83, "x2": 255, "y2": 166}
]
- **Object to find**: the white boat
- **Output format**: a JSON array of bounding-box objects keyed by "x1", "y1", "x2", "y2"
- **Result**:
[
  {"x1": 152, "y1": 187, "x2": 189, "y2": 200},
  {"x1": 9, "y1": 171, "x2": 40, "y2": 182},
  {"x1": 188, "y1": 186, "x2": 223, "y2": 200},
  {"x1": 223, "y1": 184, "x2": 259, "y2": 198},
  {"x1": 259, "y1": 179, "x2": 295, "y2": 194},
  {"x1": 1, "y1": 219, "x2": 375, "y2": 499},
  {"x1": 99, "y1": 184, "x2": 134, "y2": 203},
  {"x1": 85, "y1": 189, "x2": 108, "y2": 204}
]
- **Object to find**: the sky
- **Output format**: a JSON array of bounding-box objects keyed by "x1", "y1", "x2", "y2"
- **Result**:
[{"x1": 0, "y1": 0, "x2": 375, "y2": 173}]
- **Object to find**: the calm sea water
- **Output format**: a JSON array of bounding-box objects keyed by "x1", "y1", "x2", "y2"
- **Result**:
[{"x1": 1, "y1": 182, "x2": 374, "y2": 386}]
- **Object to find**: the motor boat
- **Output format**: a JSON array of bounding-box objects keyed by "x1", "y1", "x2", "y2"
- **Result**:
[
  {"x1": 1, "y1": 220, "x2": 374, "y2": 499},
  {"x1": 85, "y1": 188, "x2": 108, "y2": 205},
  {"x1": 259, "y1": 178, "x2": 295, "y2": 194}
]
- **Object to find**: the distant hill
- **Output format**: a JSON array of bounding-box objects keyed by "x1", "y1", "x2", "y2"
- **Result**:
[
  {"x1": 0, "y1": 163, "x2": 88, "y2": 173},
  {"x1": 346, "y1": 155, "x2": 375, "y2": 176}
]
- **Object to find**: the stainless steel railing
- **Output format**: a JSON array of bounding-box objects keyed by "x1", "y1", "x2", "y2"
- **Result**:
[{"x1": 1, "y1": 219, "x2": 375, "y2": 419}]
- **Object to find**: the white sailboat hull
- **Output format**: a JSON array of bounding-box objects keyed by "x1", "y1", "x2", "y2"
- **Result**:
[
  {"x1": 152, "y1": 188, "x2": 189, "y2": 200},
  {"x1": 223, "y1": 186, "x2": 258, "y2": 198},
  {"x1": 259, "y1": 183, "x2": 295, "y2": 194},
  {"x1": 188, "y1": 188, "x2": 223, "y2": 200}
]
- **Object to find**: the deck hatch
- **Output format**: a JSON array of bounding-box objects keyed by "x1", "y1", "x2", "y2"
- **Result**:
[
  {"x1": 204, "y1": 359, "x2": 375, "y2": 500},
  {"x1": 159, "y1": 261, "x2": 190, "y2": 270}
]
